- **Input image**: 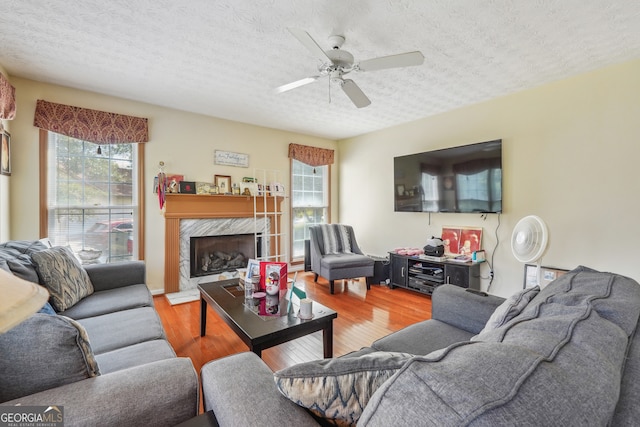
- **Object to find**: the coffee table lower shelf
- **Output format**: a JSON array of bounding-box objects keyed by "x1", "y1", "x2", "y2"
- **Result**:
[{"x1": 199, "y1": 279, "x2": 337, "y2": 358}]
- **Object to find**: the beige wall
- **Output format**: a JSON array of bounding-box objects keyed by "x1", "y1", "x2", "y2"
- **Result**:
[
  {"x1": 6, "y1": 59, "x2": 640, "y2": 298},
  {"x1": 8, "y1": 77, "x2": 337, "y2": 292},
  {"x1": 338, "y1": 59, "x2": 640, "y2": 297}
]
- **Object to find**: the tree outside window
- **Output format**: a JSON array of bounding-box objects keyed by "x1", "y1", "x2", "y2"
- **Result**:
[{"x1": 46, "y1": 133, "x2": 138, "y2": 263}]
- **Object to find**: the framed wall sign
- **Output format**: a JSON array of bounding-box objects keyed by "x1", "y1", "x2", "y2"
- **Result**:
[{"x1": 214, "y1": 150, "x2": 249, "y2": 168}]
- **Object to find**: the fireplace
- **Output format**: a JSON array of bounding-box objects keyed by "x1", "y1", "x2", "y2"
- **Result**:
[
  {"x1": 190, "y1": 233, "x2": 262, "y2": 278},
  {"x1": 163, "y1": 194, "x2": 284, "y2": 294}
]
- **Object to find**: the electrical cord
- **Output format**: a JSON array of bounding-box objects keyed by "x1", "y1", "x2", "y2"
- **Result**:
[{"x1": 485, "y1": 213, "x2": 501, "y2": 292}]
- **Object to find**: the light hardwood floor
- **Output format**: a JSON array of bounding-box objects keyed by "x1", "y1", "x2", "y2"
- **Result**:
[{"x1": 154, "y1": 271, "x2": 432, "y2": 375}]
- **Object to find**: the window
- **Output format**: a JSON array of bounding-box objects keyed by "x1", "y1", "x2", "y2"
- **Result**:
[
  {"x1": 45, "y1": 132, "x2": 138, "y2": 263},
  {"x1": 291, "y1": 159, "x2": 329, "y2": 260}
]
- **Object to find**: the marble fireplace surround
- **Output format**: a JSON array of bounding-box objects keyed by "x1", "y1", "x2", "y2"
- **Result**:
[
  {"x1": 179, "y1": 218, "x2": 269, "y2": 291},
  {"x1": 163, "y1": 194, "x2": 282, "y2": 295}
]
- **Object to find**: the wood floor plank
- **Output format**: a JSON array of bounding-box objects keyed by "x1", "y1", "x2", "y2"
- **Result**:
[{"x1": 154, "y1": 272, "x2": 432, "y2": 375}]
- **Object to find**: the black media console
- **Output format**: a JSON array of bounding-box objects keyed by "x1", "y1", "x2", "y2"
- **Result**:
[{"x1": 389, "y1": 252, "x2": 481, "y2": 295}]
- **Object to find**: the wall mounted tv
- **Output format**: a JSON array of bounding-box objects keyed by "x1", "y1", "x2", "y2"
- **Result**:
[{"x1": 394, "y1": 140, "x2": 502, "y2": 213}]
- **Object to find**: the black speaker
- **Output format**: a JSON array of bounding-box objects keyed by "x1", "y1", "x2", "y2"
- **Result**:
[
  {"x1": 370, "y1": 256, "x2": 390, "y2": 285},
  {"x1": 304, "y1": 239, "x2": 311, "y2": 272}
]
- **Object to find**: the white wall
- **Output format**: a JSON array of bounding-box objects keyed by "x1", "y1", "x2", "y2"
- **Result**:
[
  {"x1": 338, "y1": 59, "x2": 640, "y2": 298},
  {"x1": 9, "y1": 77, "x2": 338, "y2": 292}
]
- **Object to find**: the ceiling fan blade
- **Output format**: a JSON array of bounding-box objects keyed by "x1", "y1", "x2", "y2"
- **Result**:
[
  {"x1": 287, "y1": 28, "x2": 333, "y2": 64},
  {"x1": 341, "y1": 79, "x2": 371, "y2": 108},
  {"x1": 357, "y1": 51, "x2": 424, "y2": 72},
  {"x1": 274, "y1": 76, "x2": 319, "y2": 94}
]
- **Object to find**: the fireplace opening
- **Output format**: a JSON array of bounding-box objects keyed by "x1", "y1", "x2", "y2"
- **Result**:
[{"x1": 190, "y1": 233, "x2": 262, "y2": 278}]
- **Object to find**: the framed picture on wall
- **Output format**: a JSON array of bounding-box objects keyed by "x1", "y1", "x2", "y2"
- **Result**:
[
  {"x1": 524, "y1": 264, "x2": 569, "y2": 289},
  {"x1": 1, "y1": 130, "x2": 11, "y2": 176}
]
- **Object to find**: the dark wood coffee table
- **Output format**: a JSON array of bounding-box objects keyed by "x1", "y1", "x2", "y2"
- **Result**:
[{"x1": 199, "y1": 278, "x2": 338, "y2": 358}]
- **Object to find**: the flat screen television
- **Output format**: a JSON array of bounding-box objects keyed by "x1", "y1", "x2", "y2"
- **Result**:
[{"x1": 394, "y1": 140, "x2": 502, "y2": 213}]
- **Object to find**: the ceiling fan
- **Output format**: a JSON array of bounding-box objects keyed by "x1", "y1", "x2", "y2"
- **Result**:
[{"x1": 275, "y1": 28, "x2": 425, "y2": 108}]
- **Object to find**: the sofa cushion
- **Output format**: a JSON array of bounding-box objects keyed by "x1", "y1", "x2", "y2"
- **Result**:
[
  {"x1": 320, "y1": 253, "x2": 374, "y2": 270},
  {"x1": 0, "y1": 313, "x2": 100, "y2": 402},
  {"x1": 95, "y1": 339, "x2": 176, "y2": 374},
  {"x1": 77, "y1": 307, "x2": 166, "y2": 354},
  {"x1": 359, "y1": 266, "x2": 640, "y2": 426},
  {"x1": 274, "y1": 351, "x2": 412, "y2": 426},
  {"x1": 32, "y1": 246, "x2": 94, "y2": 312},
  {"x1": 473, "y1": 285, "x2": 540, "y2": 337},
  {"x1": 202, "y1": 352, "x2": 318, "y2": 426},
  {"x1": 372, "y1": 319, "x2": 475, "y2": 355},
  {"x1": 431, "y1": 284, "x2": 506, "y2": 335},
  {"x1": 59, "y1": 283, "x2": 152, "y2": 319}
]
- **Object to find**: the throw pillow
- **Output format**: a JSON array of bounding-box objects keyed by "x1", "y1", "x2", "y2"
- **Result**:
[
  {"x1": 32, "y1": 246, "x2": 94, "y2": 312},
  {"x1": 320, "y1": 224, "x2": 353, "y2": 255},
  {"x1": 0, "y1": 313, "x2": 100, "y2": 402},
  {"x1": 473, "y1": 285, "x2": 540, "y2": 338},
  {"x1": 274, "y1": 351, "x2": 412, "y2": 426}
]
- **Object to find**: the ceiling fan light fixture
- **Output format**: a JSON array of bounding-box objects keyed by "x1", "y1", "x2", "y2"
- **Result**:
[
  {"x1": 279, "y1": 28, "x2": 423, "y2": 108},
  {"x1": 327, "y1": 34, "x2": 345, "y2": 49}
]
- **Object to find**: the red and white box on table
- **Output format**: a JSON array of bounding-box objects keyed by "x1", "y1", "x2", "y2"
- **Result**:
[{"x1": 259, "y1": 262, "x2": 288, "y2": 316}]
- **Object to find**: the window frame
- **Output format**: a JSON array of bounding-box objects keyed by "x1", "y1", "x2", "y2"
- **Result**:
[
  {"x1": 289, "y1": 158, "x2": 331, "y2": 264},
  {"x1": 39, "y1": 129, "x2": 146, "y2": 260}
]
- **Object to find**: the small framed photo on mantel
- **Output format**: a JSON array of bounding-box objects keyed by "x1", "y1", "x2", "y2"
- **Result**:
[{"x1": 214, "y1": 175, "x2": 232, "y2": 194}]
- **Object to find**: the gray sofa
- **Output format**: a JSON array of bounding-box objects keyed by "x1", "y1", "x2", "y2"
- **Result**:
[
  {"x1": 0, "y1": 240, "x2": 199, "y2": 426},
  {"x1": 201, "y1": 266, "x2": 640, "y2": 426}
]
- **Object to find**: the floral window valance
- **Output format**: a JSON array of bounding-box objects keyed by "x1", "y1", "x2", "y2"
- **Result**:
[
  {"x1": 288, "y1": 143, "x2": 334, "y2": 167},
  {"x1": 0, "y1": 73, "x2": 16, "y2": 120},
  {"x1": 33, "y1": 99, "x2": 149, "y2": 144}
]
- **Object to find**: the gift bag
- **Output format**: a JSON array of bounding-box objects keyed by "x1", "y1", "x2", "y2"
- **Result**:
[{"x1": 258, "y1": 262, "x2": 287, "y2": 316}]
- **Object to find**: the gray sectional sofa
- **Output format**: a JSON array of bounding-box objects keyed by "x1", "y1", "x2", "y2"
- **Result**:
[
  {"x1": 201, "y1": 266, "x2": 640, "y2": 426},
  {"x1": 0, "y1": 240, "x2": 199, "y2": 426}
]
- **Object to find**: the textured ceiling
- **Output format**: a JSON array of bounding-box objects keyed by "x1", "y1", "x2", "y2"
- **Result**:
[{"x1": 1, "y1": 1, "x2": 640, "y2": 140}]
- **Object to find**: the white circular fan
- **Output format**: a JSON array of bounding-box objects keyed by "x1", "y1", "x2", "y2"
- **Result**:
[{"x1": 511, "y1": 215, "x2": 548, "y2": 263}]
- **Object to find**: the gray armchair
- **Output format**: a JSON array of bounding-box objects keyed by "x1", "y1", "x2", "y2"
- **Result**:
[{"x1": 309, "y1": 224, "x2": 374, "y2": 294}]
